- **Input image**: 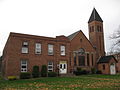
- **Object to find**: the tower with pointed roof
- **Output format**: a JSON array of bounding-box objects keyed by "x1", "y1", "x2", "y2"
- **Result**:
[{"x1": 88, "y1": 8, "x2": 105, "y2": 60}]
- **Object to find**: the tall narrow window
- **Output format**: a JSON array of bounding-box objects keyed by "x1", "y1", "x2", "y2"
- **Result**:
[
  {"x1": 35, "y1": 43, "x2": 41, "y2": 54},
  {"x1": 87, "y1": 53, "x2": 89, "y2": 66},
  {"x1": 89, "y1": 27, "x2": 92, "y2": 32},
  {"x1": 78, "y1": 56, "x2": 85, "y2": 66},
  {"x1": 103, "y1": 64, "x2": 105, "y2": 70},
  {"x1": 21, "y1": 42, "x2": 28, "y2": 53},
  {"x1": 60, "y1": 45, "x2": 65, "y2": 56},
  {"x1": 48, "y1": 61, "x2": 53, "y2": 72},
  {"x1": 97, "y1": 25, "x2": 100, "y2": 32},
  {"x1": 100, "y1": 26, "x2": 102, "y2": 32},
  {"x1": 74, "y1": 53, "x2": 77, "y2": 66},
  {"x1": 74, "y1": 56, "x2": 77, "y2": 66},
  {"x1": 69, "y1": 54, "x2": 71, "y2": 66},
  {"x1": 48, "y1": 44, "x2": 54, "y2": 55},
  {"x1": 91, "y1": 54, "x2": 94, "y2": 66},
  {"x1": 92, "y1": 26, "x2": 94, "y2": 32},
  {"x1": 99, "y1": 36, "x2": 101, "y2": 51},
  {"x1": 21, "y1": 60, "x2": 27, "y2": 72}
]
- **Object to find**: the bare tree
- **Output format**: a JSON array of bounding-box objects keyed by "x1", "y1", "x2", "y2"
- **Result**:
[{"x1": 110, "y1": 25, "x2": 120, "y2": 53}]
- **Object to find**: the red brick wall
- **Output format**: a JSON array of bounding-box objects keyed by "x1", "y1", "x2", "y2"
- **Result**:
[
  {"x1": 88, "y1": 21, "x2": 105, "y2": 58},
  {"x1": 98, "y1": 58, "x2": 117, "y2": 74},
  {"x1": 2, "y1": 33, "x2": 70, "y2": 78},
  {"x1": 69, "y1": 31, "x2": 96, "y2": 71}
]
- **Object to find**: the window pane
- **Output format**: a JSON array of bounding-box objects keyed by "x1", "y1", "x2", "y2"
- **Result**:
[
  {"x1": 35, "y1": 43, "x2": 41, "y2": 54},
  {"x1": 48, "y1": 70, "x2": 53, "y2": 72},
  {"x1": 36, "y1": 43, "x2": 41, "y2": 48},
  {"x1": 21, "y1": 60, "x2": 27, "y2": 72},
  {"x1": 61, "y1": 45, "x2": 65, "y2": 56},
  {"x1": 48, "y1": 44, "x2": 53, "y2": 55},
  {"x1": 48, "y1": 61, "x2": 53, "y2": 65},
  {"x1": 64, "y1": 64, "x2": 66, "y2": 69},
  {"x1": 60, "y1": 64, "x2": 62, "y2": 68},
  {"x1": 21, "y1": 60, "x2": 27, "y2": 64},
  {"x1": 74, "y1": 56, "x2": 76, "y2": 66},
  {"x1": 48, "y1": 66, "x2": 52, "y2": 69},
  {"x1": 87, "y1": 53, "x2": 89, "y2": 66},
  {"x1": 22, "y1": 47, "x2": 28, "y2": 53},
  {"x1": 22, "y1": 66, "x2": 26, "y2": 68},
  {"x1": 23, "y1": 42, "x2": 28, "y2": 47},
  {"x1": 48, "y1": 61, "x2": 53, "y2": 72},
  {"x1": 78, "y1": 56, "x2": 85, "y2": 66}
]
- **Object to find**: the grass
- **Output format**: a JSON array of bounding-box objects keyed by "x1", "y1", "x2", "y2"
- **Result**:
[{"x1": 0, "y1": 74, "x2": 120, "y2": 90}]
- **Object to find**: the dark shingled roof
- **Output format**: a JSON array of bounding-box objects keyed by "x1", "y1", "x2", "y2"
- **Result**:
[
  {"x1": 88, "y1": 8, "x2": 103, "y2": 23},
  {"x1": 97, "y1": 55, "x2": 117, "y2": 64},
  {"x1": 67, "y1": 30, "x2": 80, "y2": 40}
]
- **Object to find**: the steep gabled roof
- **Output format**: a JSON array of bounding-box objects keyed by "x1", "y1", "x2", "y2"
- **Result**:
[
  {"x1": 67, "y1": 30, "x2": 95, "y2": 51},
  {"x1": 97, "y1": 55, "x2": 117, "y2": 64},
  {"x1": 88, "y1": 8, "x2": 103, "y2": 23},
  {"x1": 67, "y1": 30, "x2": 80, "y2": 40}
]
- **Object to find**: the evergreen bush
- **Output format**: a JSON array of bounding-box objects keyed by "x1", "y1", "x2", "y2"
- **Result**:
[
  {"x1": 20, "y1": 72, "x2": 31, "y2": 79},
  {"x1": 41, "y1": 65, "x2": 47, "y2": 77},
  {"x1": 48, "y1": 72, "x2": 57, "y2": 77},
  {"x1": 32, "y1": 66, "x2": 39, "y2": 78}
]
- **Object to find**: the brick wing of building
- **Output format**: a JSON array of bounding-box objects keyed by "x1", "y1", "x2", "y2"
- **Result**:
[{"x1": 1, "y1": 8, "x2": 118, "y2": 78}]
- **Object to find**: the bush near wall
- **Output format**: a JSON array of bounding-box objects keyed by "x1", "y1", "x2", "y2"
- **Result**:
[
  {"x1": 91, "y1": 68, "x2": 96, "y2": 74},
  {"x1": 41, "y1": 65, "x2": 47, "y2": 77},
  {"x1": 32, "y1": 66, "x2": 39, "y2": 78},
  {"x1": 48, "y1": 72, "x2": 57, "y2": 77},
  {"x1": 20, "y1": 72, "x2": 31, "y2": 79},
  {"x1": 74, "y1": 67, "x2": 89, "y2": 75},
  {"x1": 96, "y1": 70, "x2": 102, "y2": 74}
]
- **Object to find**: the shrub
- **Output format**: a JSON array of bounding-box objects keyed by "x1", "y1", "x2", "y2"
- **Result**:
[
  {"x1": 91, "y1": 68, "x2": 96, "y2": 74},
  {"x1": 96, "y1": 70, "x2": 102, "y2": 74},
  {"x1": 41, "y1": 65, "x2": 47, "y2": 77},
  {"x1": 82, "y1": 70, "x2": 89, "y2": 74},
  {"x1": 32, "y1": 66, "x2": 40, "y2": 78},
  {"x1": 20, "y1": 72, "x2": 31, "y2": 79},
  {"x1": 8, "y1": 76, "x2": 17, "y2": 80},
  {"x1": 74, "y1": 67, "x2": 89, "y2": 75},
  {"x1": 77, "y1": 67, "x2": 82, "y2": 71},
  {"x1": 48, "y1": 72, "x2": 57, "y2": 77}
]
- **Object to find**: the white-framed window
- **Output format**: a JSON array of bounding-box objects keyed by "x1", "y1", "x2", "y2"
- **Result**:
[
  {"x1": 48, "y1": 44, "x2": 54, "y2": 55},
  {"x1": 21, "y1": 60, "x2": 27, "y2": 72},
  {"x1": 21, "y1": 41, "x2": 28, "y2": 53},
  {"x1": 48, "y1": 61, "x2": 53, "y2": 72},
  {"x1": 60, "y1": 45, "x2": 65, "y2": 56},
  {"x1": 35, "y1": 43, "x2": 41, "y2": 54}
]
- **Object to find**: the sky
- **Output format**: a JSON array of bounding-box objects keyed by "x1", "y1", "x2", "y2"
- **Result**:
[{"x1": 0, "y1": 0, "x2": 120, "y2": 56}]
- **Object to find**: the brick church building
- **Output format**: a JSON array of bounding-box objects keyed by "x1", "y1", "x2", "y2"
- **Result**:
[{"x1": 1, "y1": 8, "x2": 118, "y2": 78}]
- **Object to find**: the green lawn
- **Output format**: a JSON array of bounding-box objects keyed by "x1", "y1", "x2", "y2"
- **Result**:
[{"x1": 0, "y1": 75, "x2": 120, "y2": 90}]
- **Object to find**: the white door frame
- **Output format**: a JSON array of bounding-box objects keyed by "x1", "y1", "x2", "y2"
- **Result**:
[
  {"x1": 110, "y1": 63, "x2": 116, "y2": 75},
  {"x1": 59, "y1": 61, "x2": 67, "y2": 74}
]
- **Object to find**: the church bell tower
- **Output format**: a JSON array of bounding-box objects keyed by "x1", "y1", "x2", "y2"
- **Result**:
[{"x1": 88, "y1": 8, "x2": 105, "y2": 59}]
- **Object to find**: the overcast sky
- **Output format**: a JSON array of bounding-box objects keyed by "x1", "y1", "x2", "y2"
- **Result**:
[{"x1": 0, "y1": 0, "x2": 120, "y2": 55}]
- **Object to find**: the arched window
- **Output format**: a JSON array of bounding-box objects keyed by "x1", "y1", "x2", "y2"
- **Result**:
[
  {"x1": 78, "y1": 48, "x2": 85, "y2": 55},
  {"x1": 100, "y1": 26, "x2": 102, "y2": 32}
]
